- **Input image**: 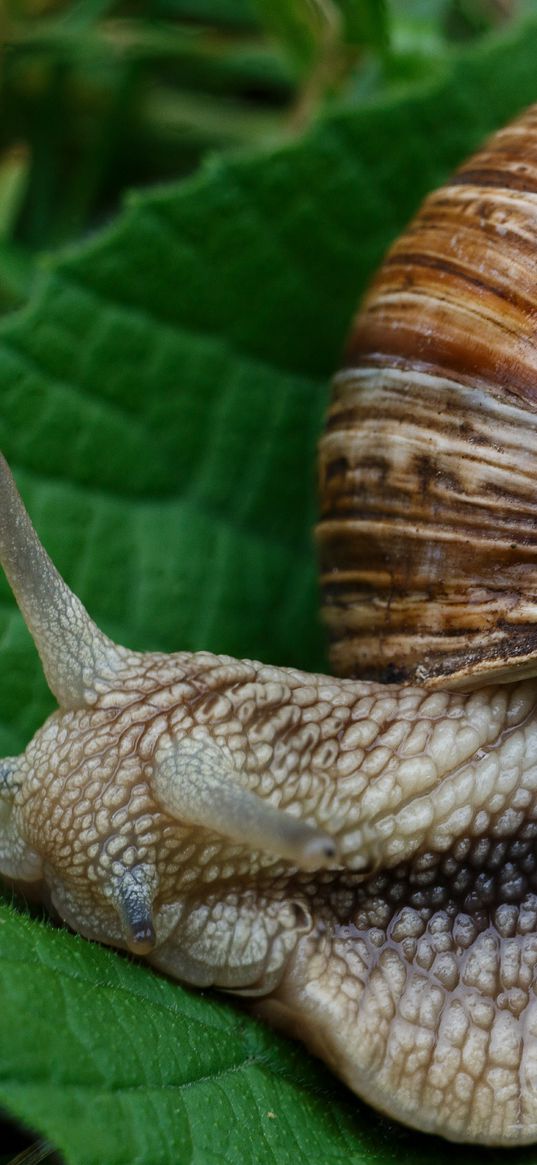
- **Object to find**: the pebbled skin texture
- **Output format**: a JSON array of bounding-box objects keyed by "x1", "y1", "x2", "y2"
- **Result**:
[{"x1": 4, "y1": 631, "x2": 537, "y2": 1142}]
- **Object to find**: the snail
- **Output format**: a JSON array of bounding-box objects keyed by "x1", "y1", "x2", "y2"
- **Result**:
[{"x1": 3, "y1": 106, "x2": 537, "y2": 1150}]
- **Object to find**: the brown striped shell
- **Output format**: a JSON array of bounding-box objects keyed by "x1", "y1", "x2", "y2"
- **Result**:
[{"x1": 318, "y1": 104, "x2": 537, "y2": 690}]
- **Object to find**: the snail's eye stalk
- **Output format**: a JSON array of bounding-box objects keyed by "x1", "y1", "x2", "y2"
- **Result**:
[{"x1": 0, "y1": 455, "x2": 128, "y2": 709}]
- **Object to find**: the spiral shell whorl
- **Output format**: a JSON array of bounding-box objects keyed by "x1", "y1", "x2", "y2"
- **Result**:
[{"x1": 318, "y1": 105, "x2": 537, "y2": 687}]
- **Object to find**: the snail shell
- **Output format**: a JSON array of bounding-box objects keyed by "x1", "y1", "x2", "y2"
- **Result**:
[
  {"x1": 319, "y1": 104, "x2": 537, "y2": 689},
  {"x1": 4, "y1": 109, "x2": 537, "y2": 1150}
]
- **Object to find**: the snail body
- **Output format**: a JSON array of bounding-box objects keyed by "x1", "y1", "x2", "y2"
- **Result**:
[{"x1": 3, "y1": 109, "x2": 537, "y2": 1146}]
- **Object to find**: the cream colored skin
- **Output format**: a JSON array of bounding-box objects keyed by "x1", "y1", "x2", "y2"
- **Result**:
[{"x1": 2, "y1": 457, "x2": 537, "y2": 1144}]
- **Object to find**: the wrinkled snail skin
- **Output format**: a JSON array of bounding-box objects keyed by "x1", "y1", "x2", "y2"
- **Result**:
[
  {"x1": 3, "y1": 460, "x2": 537, "y2": 1144},
  {"x1": 5, "y1": 109, "x2": 537, "y2": 1149},
  {"x1": 318, "y1": 104, "x2": 537, "y2": 690}
]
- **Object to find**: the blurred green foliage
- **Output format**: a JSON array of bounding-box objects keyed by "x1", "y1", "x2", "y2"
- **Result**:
[{"x1": 0, "y1": 0, "x2": 525, "y2": 285}]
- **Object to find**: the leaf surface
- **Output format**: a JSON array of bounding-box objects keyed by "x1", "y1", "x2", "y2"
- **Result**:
[{"x1": 0, "y1": 902, "x2": 394, "y2": 1165}]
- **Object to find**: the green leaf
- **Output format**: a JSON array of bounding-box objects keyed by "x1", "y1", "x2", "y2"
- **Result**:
[
  {"x1": 339, "y1": 0, "x2": 389, "y2": 48},
  {"x1": 252, "y1": 0, "x2": 333, "y2": 71},
  {"x1": 251, "y1": 0, "x2": 389, "y2": 82},
  {"x1": 0, "y1": 145, "x2": 30, "y2": 242},
  {"x1": 3, "y1": 10, "x2": 537, "y2": 1165},
  {"x1": 0, "y1": 902, "x2": 382, "y2": 1165},
  {"x1": 153, "y1": 0, "x2": 258, "y2": 27}
]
